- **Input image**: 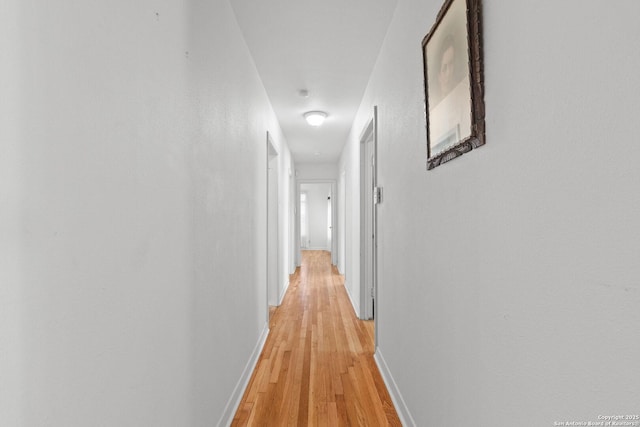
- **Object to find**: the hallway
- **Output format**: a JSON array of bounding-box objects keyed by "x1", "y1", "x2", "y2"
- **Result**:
[{"x1": 232, "y1": 251, "x2": 401, "y2": 426}]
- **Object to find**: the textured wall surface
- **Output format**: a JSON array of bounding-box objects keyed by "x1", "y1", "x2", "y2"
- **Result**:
[
  {"x1": 0, "y1": 0, "x2": 292, "y2": 425},
  {"x1": 341, "y1": 1, "x2": 640, "y2": 425}
]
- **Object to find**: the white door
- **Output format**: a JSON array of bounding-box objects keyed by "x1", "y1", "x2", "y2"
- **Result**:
[
  {"x1": 300, "y1": 191, "x2": 309, "y2": 249},
  {"x1": 339, "y1": 171, "x2": 346, "y2": 275},
  {"x1": 327, "y1": 194, "x2": 332, "y2": 251},
  {"x1": 360, "y1": 126, "x2": 375, "y2": 320},
  {"x1": 267, "y1": 136, "x2": 279, "y2": 308},
  {"x1": 300, "y1": 183, "x2": 331, "y2": 250}
]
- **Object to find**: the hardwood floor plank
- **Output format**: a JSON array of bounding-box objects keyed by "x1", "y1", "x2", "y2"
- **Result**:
[
  {"x1": 230, "y1": 402, "x2": 253, "y2": 427},
  {"x1": 231, "y1": 250, "x2": 401, "y2": 426},
  {"x1": 365, "y1": 356, "x2": 403, "y2": 426},
  {"x1": 327, "y1": 402, "x2": 339, "y2": 426},
  {"x1": 334, "y1": 394, "x2": 350, "y2": 427},
  {"x1": 341, "y1": 370, "x2": 367, "y2": 426},
  {"x1": 269, "y1": 342, "x2": 287, "y2": 384},
  {"x1": 296, "y1": 331, "x2": 311, "y2": 427},
  {"x1": 355, "y1": 356, "x2": 390, "y2": 425}
]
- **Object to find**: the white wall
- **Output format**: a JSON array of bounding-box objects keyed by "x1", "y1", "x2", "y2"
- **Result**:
[
  {"x1": 296, "y1": 162, "x2": 338, "y2": 181},
  {"x1": 279, "y1": 149, "x2": 296, "y2": 299},
  {"x1": 0, "y1": 0, "x2": 293, "y2": 425},
  {"x1": 341, "y1": 0, "x2": 640, "y2": 425}
]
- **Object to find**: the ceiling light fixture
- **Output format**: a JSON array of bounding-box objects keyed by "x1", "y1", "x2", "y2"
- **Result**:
[{"x1": 304, "y1": 111, "x2": 327, "y2": 127}]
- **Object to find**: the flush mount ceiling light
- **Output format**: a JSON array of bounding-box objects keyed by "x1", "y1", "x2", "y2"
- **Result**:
[{"x1": 303, "y1": 111, "x2": 328, "y2": 127}]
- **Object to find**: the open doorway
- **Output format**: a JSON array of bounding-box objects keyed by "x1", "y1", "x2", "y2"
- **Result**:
[
  {"x1": 339, "y1": 170, "x2": 346, "y2": 276},
  {"x1": 297, "y1": 181, "x2": 336, "y2": 266},
  {"x1": 266, "y1": 133, "x2": 279, "y2": 324},
  {"x1": 360, "y1": 107, "x2": 378, "y2": 344},
  {"x1": 299, "y1": 183, "x2": 332, "y2": 251}
]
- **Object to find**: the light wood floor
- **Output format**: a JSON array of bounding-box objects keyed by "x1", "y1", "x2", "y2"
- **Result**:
[{"x1": 232, "y1": 250, "x2": 401, "y2": 426}]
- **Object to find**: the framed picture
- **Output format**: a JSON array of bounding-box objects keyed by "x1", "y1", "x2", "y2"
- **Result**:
[{"x1": 422, "y1": 0, "x2": 485, "y2": 170}]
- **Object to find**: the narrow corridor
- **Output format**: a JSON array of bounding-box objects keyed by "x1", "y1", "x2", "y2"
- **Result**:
[{"x1": 232, "y1": 250, "x2": 401, "y2": 426}]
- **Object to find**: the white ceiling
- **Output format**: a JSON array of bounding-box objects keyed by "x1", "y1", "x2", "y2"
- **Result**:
[{"x1": 229, "y1": 0, "x2": 399, "y2": 164}]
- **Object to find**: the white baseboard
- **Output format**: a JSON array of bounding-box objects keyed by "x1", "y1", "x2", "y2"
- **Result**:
[
  {"x1": 344, "y1": 280, "x2": 360, "y2": 318},
  {"x1": 374, "y1": 349, "x2": 416, "y2": 427},
  {"x1": 217, "y1": 323, "x2": 269, "y2": 427},
  {"x1": 278, "y1": 280, "x2": 290, "y2": 305}
]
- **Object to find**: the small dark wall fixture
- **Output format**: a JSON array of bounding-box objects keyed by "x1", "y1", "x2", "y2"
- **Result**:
[{"x1": 422, "y1": 0, "x2": 485, "y2": 170}]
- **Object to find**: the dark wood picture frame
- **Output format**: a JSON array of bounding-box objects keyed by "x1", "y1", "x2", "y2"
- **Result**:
[{"x1": 422, "y1": 0, "x2": 485, "y2": 170}]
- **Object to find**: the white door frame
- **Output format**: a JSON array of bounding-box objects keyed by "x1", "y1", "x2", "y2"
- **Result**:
[
  {"x1": 296, "y1": 179, "x2": 337, "y2": 266},
  {"x1": 339, "y1": 170, "x2": 347, "y2": 276},
  {"x1": 266, "y1": 132, "x2": 280, "y2": 320},
  {"x1": 359, "y1": 107, "x2": 378, "y2": 333}
]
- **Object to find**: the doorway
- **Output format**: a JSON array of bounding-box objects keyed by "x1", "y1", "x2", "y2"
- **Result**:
[
  {"x1": 297, "y1": 181, "x2": 337, "y2": 266},
  {"x1": 339, "y1": 170, "x2": 346, "y2": 276},
  {"x1": 299, "y1": 182, "x2": 331, "y2": 251},
  {"x1": 266, "y1": 133, "x2": 279, "y2": 323},
  {"x1": 359, "y1": 107, "x2": 377, "y2": 333}
]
